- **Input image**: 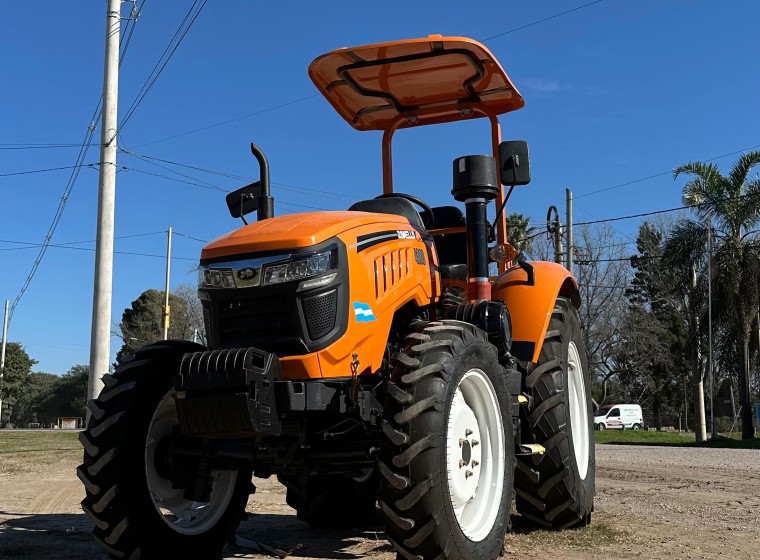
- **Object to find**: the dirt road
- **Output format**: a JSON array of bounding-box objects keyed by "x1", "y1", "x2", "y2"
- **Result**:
[{"x1": 1, "y1": 444, "x2": 758, "y2": 559}]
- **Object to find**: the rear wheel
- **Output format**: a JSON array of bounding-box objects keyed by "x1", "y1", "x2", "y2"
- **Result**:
[
  {"x1": 514, "y1": 298, "x2": 595, "y2": 529},
  {"x1": 632, "y1": 423, "x2": 642, "y2": 431},
  {"x1": 78, "y1": 342, "x2": 253, "y2": 559},
  {"x1": 379, "y1": 321, "x2": 513, "y2": 560},
  {"x1": 597, "y1": 423, "x2": 605, "y2": 431}
]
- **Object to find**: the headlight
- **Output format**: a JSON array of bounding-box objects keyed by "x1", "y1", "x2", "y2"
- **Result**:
[
  {"x1": 262, "y1": 247, "x2": 337, "y2": 285},
  {"x1": 199, "y1": 267, "x2": 236, "y2": 288},
  {"x1": 198, "y1": 246, "x2": 338, "y2": 289}
]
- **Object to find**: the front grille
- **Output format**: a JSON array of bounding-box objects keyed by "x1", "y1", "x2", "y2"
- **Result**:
[
  {"x1": 217, "y1": 294, "x2": 294, "y2": 346},
  {"x1": 302, "y1": 290, "x2": 337, "y2": 340}
]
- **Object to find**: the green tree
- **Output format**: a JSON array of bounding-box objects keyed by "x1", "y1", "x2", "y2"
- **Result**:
[
  {"x1": 0, "y1": 342, "x2": 36, "y2": 426},
  {"x1": 667, "y1": 152, "x2": 760, "y2": 439},
  {"x1": 116, "y1": 286, "x2": 203, "y2": 364},
  {"x1": 506, "y1": 212, "x2": 538, "y2": 253},
  {"x1": 37, "y1": 365, "x2": 88, "y2": 423},
  {"x1": 623, "y1": 220, "x2": 689, "y2": 429},
  {"x1": 10, "y1": 371, "x2": 59, "y2": 427}
]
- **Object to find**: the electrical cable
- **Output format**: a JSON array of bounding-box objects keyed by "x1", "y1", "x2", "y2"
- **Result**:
[
  {"x1": 575, "y1": 142, "x2": 760, "y2": 199},
  {"x1": 482, "y1": 0, "x2": 606, "y2": 41},
  {"x1": 119, "y1": 0, "x2": 208, "y2": 130},
  {"x1": 0, "y1": 164, "x2": 95, "y2": 177},
  {"x1": 7, "y1": 3, "x2": 146, "y2": 324}
]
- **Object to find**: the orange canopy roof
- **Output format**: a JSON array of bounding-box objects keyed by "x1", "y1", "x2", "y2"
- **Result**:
[{"x1": 308, "y1": 35, "x2": 524, "y2": 132}]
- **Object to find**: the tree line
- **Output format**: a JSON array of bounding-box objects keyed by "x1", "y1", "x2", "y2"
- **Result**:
[
  {"x1": 522, "y1": 152, "x2": 760, "y2": 440},
  {"x1": 0, "y1": 284, "x2": 204, "y2": 428}
]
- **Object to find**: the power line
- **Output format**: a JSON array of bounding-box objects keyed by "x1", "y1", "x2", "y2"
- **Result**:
[
  {"x1": 0, "y1": 231, "x2": 165, "y2": 251},
  {"x1": 119, "y1": 0, "x2": 208, "y2": 130},
  {"x1": 120, "y1": 148, "x2": 360, "y2": 201},
  {"x1": 173, "y1": 231, "x2": 208, "y2": 243},
  {"x1": 575, "y1": 142, "x2": 760, "y2": 199},
  {"x1": 483, "y1": 0, "x2": 606, "y2": 41},
  {"x1": 0, "y1": 240, "x2": 196, "y2": 261},
  {"x1": 0, "y1": 164, "x2": 95, "y2": 177},
  {"x1": 0, "y1": 143, "x2": 82, "y2": 150},
  {"x1": 135, "y1": 3, "x2": 606, "y2": 148},
  {"x1": 134, "y1": 94, "x2": 321, "y2": 148},
  {"x1": 7, "y1": 3, "x2": 146, "y2": 324}
]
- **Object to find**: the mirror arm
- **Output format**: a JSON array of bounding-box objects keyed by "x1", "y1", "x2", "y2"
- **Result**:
[{"x1": 490, "y1": 155, "x2": 518, "y2": 242}]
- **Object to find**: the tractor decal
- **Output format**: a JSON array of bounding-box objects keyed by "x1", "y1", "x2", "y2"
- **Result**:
[{"x1": 352, "y1": 302, "x2": 377, "y2": 322}]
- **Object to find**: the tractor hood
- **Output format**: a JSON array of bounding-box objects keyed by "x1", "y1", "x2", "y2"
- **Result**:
[{"x1": 201, "y1": 211, "x2": 413, "y2": 261}]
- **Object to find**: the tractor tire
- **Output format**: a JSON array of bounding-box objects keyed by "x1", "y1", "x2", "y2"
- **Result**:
[
  {"x1": 78, "y1": 341, "x2": 254, "y2": 559},
  {"x1": 279, "y1": 470, "x2": 379, "y2": 527},
  {"x1": 514, "y1": 298, "x2": 595, "y2": 529},
  {"x1": 379, "y1": 321, "x2": 514, "y2": 560}
]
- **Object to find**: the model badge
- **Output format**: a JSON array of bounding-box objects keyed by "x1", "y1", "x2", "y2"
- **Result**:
[{"x1": 237, "y1": 267, "x2": 258, "y2": 280}]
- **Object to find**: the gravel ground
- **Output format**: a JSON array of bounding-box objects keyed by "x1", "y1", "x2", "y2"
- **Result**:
[{"x1": 0, "y1": 443, "x2": 758, "y2": 559}]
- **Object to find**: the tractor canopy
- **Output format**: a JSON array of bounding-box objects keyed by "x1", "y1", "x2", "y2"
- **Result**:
[{"x1": 308, "y1": 35, "x2": 524, "y2": 132}]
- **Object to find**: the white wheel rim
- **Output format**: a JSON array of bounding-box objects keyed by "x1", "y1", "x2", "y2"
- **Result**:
[
  {"x1": 145, "y1": 389, "x2": 239, "y2": 535},
  {"x1": 445, "y1": 368, "x2": 505, "y2": 542},
  {"x1": 567, "y1": 341, "x2": 590, "y2": 480}
]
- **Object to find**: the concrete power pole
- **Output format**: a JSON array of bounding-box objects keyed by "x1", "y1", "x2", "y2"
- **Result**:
[
  {"x1": 0, "y1": 300, "x2": 9, "y2": 427},
  {"x1": 87, "y1": 0, "x2": 122, "y2": 408},
  {"x1": 566, "y1": 188, "x2": 574, "y2": 274},
  {"x1": 162, "y1": 227, "x2": 172, "y2": 340}
]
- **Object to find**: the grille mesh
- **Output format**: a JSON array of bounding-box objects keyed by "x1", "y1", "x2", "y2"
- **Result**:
[{"x1": 303, "y1": 290, "x2": 338, "y2": 340}]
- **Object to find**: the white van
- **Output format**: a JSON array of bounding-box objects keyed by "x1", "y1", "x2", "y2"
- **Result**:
[{"x1": 594, "y1": 404, "x2": 644, "y2": 430}]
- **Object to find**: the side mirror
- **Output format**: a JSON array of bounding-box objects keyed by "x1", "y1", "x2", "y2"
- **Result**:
[
  {"x1": 498, "y1": 140, "x2": 531, "y2": 186},
  {"x1": 226, "y1": 181, "x2": 261, "y2": 219}
]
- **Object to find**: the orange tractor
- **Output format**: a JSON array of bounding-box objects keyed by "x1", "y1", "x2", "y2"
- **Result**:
[{"x1": 80, "y1": 35, "x2": 594, "y2": 560}]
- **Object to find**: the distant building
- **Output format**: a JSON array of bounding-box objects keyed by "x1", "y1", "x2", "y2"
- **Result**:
[{"x1": 56, "y1": 417, "x2": 83, "y2": 430}]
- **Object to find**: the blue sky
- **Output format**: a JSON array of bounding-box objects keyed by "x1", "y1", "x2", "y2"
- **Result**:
[{"x1": 1, "y1": 1, "x2": 759, "y2": 374}]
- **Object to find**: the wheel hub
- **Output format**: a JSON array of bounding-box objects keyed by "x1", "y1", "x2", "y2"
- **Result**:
[{"x1": 448, "y1": 392, "x2": 482, "y2": 504}]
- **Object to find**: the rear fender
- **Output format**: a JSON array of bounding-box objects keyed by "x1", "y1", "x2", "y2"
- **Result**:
[{"x1": 492, "y1": 261, "x2": 580, "y2": 363}]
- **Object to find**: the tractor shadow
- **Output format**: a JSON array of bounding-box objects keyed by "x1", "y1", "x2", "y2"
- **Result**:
[
  {"x1": 230, "y1": 513, "x2": 393, "y2": 558},
  {"x1": 0, "y1": 511, "x2": 393, "y2": 559},
  {"x1": 0, "y1": 511, "x2": 105, "y2": 559}
]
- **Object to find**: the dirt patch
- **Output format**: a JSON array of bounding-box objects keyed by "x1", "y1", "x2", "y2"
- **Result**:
[{"x1": 1, "y1": 440, "x2": 758, "y2": 559}]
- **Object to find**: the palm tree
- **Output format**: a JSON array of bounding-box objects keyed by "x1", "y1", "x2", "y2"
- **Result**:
[
  {"x1": 506, "y1": 212, "x2": 538, "y2": 253},
  {"x1": 667, "y1": 151, "x2": 760, "y2": 440}
]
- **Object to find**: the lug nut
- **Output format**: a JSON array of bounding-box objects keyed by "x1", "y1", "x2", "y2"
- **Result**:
[
  {"x1": 472, "y1": 439, "x2": 479, "y2": 447},
  {"x1": 465, "y1": 470, "x2": 473, "y2": 479},
  {"x1": 472, "y1": 460, "x2": 479, "y2": 468},
  {"x1": 465, "y1": 429, "x2": 473, "y2": 437},
  {"x1": 459, "y1": 438, "x2": 465, "y2": 447},
  {"x1": 459, "y1": 459, "x2": 466, "y2": 468}
]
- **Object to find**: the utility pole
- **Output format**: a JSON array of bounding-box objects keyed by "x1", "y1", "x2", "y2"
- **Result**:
[
  {"x1": 162, "y1": 227, "x2": 172, "y2": 340},
  {"x1": 547, "y1": 206, "x2": 563, "y2": 266},
  {"x1": 88, "y1": 0, "x2": 122, "y2": 409},
  {"x1": 0, "y1": 300, "x2": 9, "y2": 427},
  {"x1": 708, "y1": 219, "x2": 716, "y2": 439},
  {"x1": 566, "y1": 188, "x2": 573, "y2": 274}
]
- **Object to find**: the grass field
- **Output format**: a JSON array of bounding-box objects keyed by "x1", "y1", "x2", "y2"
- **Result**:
[
  {"x1": 594, "y1": 428, "x2": 760, "y2": 449},
  {"x1": 0, "y1": 430, "x2": 81, "y2": 474}
]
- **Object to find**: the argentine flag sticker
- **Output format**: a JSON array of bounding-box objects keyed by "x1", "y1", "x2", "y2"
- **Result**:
[{"x1": 353, "y1": 302, "x2": 377, "y2": 322}]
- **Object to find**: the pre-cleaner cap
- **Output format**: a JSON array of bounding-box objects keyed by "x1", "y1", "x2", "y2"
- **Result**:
[{"x1": 452, "y1": 155, "x2": 499, "y2": 201}]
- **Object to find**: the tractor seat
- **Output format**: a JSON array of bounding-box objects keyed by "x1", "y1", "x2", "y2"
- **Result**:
[
  {"x1": 348, "y1": 197, "x2": 424, "y2": 228},
  {"x1": 439, "y1": 263, "x2": 467, "y2": 280}
]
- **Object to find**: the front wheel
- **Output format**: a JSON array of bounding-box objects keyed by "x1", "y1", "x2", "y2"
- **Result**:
[
  {"x1": 514, "y1": 298, "x2": 595, "y2": 529},
  {"x1": 78, "y1": 342, "x2": 253, "y2": 559},
  {"x1": 379, "y1": 321, "x2": 514, "y2": 560}
]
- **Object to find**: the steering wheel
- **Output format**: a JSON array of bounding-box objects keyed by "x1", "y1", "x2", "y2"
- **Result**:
[{"x1": 375, "y1": 193, "x2": 435, "y2": 229}]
